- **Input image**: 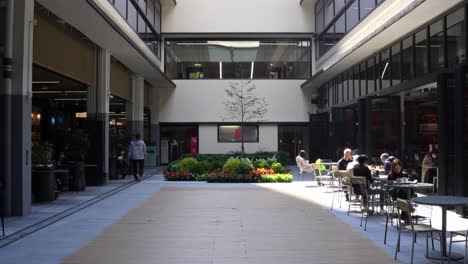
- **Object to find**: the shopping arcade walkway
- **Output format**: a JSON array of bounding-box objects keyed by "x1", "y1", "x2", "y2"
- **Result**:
[{"x1": 61, "y1": 186, "x2": 395, "y2": 264}]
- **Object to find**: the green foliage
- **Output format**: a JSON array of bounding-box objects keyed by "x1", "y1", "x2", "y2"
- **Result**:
[
  {"x1": 253, "y1": 158, "x2": 270, "y2": 169},
  {"x1": 222, "y1": 157, "x2": 241, "y2": 173},
  {"x1": 260, "y1": 174, "x2": 293, "y2": 183},
  {"x1": 32, "y1": 141, "x2": 54, "y2": 165},
  {"x1": 237, "y1": 158, "x2": 254, "y2": 174},
  {"x1": 206, "y1": 174, "x2": 259, "y2": 183},
  {"x1": 190, "y1": 160, "x2": 213, "y2": 175},
  {"x1": 167, "y1": 160, "x2": 180, "y2": 172},
  {"x1": 177, "y1": 157, "x2": 199, "y2": 173},
  {"x1": 271, "y1": 162, "x2": 286, "y2": 174}
]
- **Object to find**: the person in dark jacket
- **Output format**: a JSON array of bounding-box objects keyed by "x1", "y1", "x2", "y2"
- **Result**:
[
  {"x1": 353, "y1": 155, "x2": 383, "y2": 211},
  {"x1": 337, "y1": 148, "x2": 353, "y2": 171}
]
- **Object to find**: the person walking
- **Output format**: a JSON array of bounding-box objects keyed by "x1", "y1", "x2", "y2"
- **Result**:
[{"x1": 128, "y1": 133, "x2": 147, "y2": 181}]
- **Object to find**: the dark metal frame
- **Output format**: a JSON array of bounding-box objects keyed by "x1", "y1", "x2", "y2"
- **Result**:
[
  {"x1": 164, "y1": 38, "x2": 313, "y2": 80},
  {"x1": 217, "y1": 124, "x2": 260, "y2": 143},
  {"x1": 315, "y1": 0, "x2": 387, "y2": 59},
  {"x1": 320, "y1": 4, "x2": 465, "y2": 110},
  {"x1": 107, "y1": 0, "x2": 162, "y2": 58}
]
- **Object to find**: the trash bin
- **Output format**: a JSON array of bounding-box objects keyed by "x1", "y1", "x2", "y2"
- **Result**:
[{"x1": 33, "y1": 165, "x2": 56, "y2": 202}]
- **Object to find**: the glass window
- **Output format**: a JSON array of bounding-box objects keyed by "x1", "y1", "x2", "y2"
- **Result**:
[
  {"x1": 353, "y1": 67, "x2": 359, "y2": 99},
  {"x1": 447, "y1": 8, "x2": 465, "y2": 66},
  {"x1": 147, "y1": 0, "x2": 155, "y2": 27},
  {"x1": 345, "y1": 71, "x2": 350, "y2": 101},
  {"x1": 430, "y1": 19, "x2": 444, "y2": 71},
  {"x1": 338, "y1": 76, "x2": 343, "y2": 103},
  {"x1": 335, "y1": 13, "x2": 346, "y2": 35},
  {"x1": 127, "y1": 2, "x2": 138, "y2": 31},
  {"x1": 325, "y1": 0, "x2": 334, "y2": 26},
  {"x1": 316, "y1": 1, "x2": 324, "y2": 33},
  {"x1": 402, "y1": 36, "x2": 413, "y2": 82},
  {"x1": 415, "y1": 28, "x2": 428, "y2": 76},
  {"x1": 138, "y1": 14, "x2": 146, "y2": 33},
  {"x1": 367, "y1": 57, "x2": 376, "y2": 93},
  {"x1": 360, "y1": 62, "x2": 367, "y2": 97},
  {"x1": 335, "y1": 0, "x2": 346, "y2": 13},
  {"x1": 137, "y1": 0, "x2": 146, "y2": 14},
  {"x1": 218, "y1": 125, "x2": 258, "y2": 142},
  {"x1": 346, "y1": 1, "x2": 359, "y2": 32},
  {"x1": 380, "y1": 49, "x2": 390, "y2": 89},
  {"x1": 166, "y1": 40, "x2": 311, "y2": 79},
  {"x1": 360, "y1": 0, "x2": 375, "y2": 19},
  {"x1": 391, "y1": 42, "x2": 401, "y2": 85},
  {"x1": 374, "y1": 55, "x2": 381, "y2": 91},
  {"x1": 114, "y1": 0, "x2": 127, "y2": 19},
  {"x1": 328, "y1": 83, "x2": 333, "y2": 107}
]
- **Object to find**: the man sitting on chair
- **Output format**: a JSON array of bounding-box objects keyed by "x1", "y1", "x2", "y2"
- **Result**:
[
  {"x1": 296, "y1": 150, "x2": 313, "y2": 174},
  {"x1": 338, "y1": 148, "x2": 353, "y2": 201}
]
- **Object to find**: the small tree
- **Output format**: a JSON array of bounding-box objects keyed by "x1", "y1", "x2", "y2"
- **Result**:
[{"x1": 222, "y1": 79, "x2": 268, "y2": 154}]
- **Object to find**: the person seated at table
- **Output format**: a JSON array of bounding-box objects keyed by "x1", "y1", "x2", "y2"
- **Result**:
[
  {"x1": 422, "y1": 150, "x2": 438, "y2": 183},
  {"x1": 296, "y1": 150, "x2": 313, "y2": 173},
  {"x1": 346, "y1": 155, "x2": 360, "y2": 170},
  {"x1": 387, "y1": 159, "x2": 414, "y2": 199},
  {"x1": 338, "y1": 148, "x2": 353, "y2": 201},
  {"x1": 353, "y1": 155, "x2": 385, "y2": 212},
  {"x1": 380, "y1": 153, "x2": 396, "y2": 174}
]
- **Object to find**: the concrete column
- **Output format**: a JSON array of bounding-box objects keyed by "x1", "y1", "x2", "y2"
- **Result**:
[
  {"x1": 150, "y1": 89, "x2": 160, "y2": 165},
  {"x1": 0, "y1": 0, "x2": 13, "y2": 216},
  {"x1": 87, "y1": 47, "x2": 110, "y2": 186},
  {"x1": 126, "y1": 75, "x2": 144, "y2": 137},
  {"x1": 9, "y1": 0, "x2": 34, "y2": 216}
]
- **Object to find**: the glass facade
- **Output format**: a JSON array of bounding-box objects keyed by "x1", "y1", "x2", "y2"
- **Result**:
[
  {"x1": 108, "y1": 0, "x2": 161, "y2": 58},
  {"x1": 315, "y1": 0, "x2": 385, "y2": 58},
  {"x1": 318, "y1": 6, "x2": 466, "y2": 109},
  {"x1": 165, "y1": 40, "x2": 311, "y2": 79}
]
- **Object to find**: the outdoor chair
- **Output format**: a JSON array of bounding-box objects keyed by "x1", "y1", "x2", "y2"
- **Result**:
[
  {"x1": 296, "y1": 160, "x2": 313, "y2": 182},
  {"x1": 448, "y1": 229, "x2": 468, "y2": 264},
  {"x1": 394, "y1": 199, "x2": 443, "y2": 264},
  {"x1": 313, "y1": 163, "x2": 333, "y2": 186},
  {"x1": 350, "y1": 176, "x2": 380, "y2": 231},
  {"x1": 331, "y1": 169, "x2": 350, "y2": 211}
]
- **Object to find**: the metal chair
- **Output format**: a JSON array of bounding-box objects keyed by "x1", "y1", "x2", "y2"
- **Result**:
[
  {"x1": 394, "y1": 199, "x2": 443, "y2": 264},
  {"x1": 331, "y1": 170, "x2": 350, "y2": 211},
  {"x1": 350, "y1": 176, "x2": 380, "y2": 231},
  {"x1": 448, "y1": 229, "x2": 468, "y2": 264},
  {"x1": 313, "y1": 163, "x2": 333, "y2": 186}
]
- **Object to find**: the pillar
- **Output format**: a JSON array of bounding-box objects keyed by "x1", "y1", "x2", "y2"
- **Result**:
[
  {"x1": 87, "y1": 47, "x2": 110, "y2": 186},
  {"x1": 9, "y1": 0, "x2": 33, "y2": 216},
  {"x1": 150, "y1": 89, "x2": 160, "y2": 164},
  {"x1": 126, "y1": 75, "x2": 144, "y2": 137}
]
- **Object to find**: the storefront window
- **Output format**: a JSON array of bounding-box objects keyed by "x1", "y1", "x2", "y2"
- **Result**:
[
  {"x1": 447, "y1": 8, "x2": 465, "y2": 66},
  {"x1": 338, "y1": 76, "x2": 343, "y2": 103},
  {"x1": 166, "y1": 40, "x2": 311, "y2": 79},
  {"x1": 218, "y1": 125, "x2": 258, "y2": 142},
  {"x1": 391, "y1": 42, "x2": 402, "y2": 85},
  {"x1": 430, "y1": 19, "x2": 445, "y2": 71},
  {"x1": 415, "y1": 28, "x2": 429, "y2": 77},
  {"x1": 402, "y1": 36, "x2": 414, "y2": 82},
  {"x1": 375, "y1": 55, "x2": 381, "y2": 91}
]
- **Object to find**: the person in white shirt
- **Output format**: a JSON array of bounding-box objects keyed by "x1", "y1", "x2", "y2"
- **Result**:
[
  {"x1": 128, "y1": 133, "x2": 147, "y2": 181},
  {"x1": 296, "y1": 150, "x2": 313, "y2": 173}
]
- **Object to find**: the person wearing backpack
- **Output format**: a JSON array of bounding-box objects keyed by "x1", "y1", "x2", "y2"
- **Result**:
[{"x1": 128, "y1": 133, "x2": 147, "y2": 181}]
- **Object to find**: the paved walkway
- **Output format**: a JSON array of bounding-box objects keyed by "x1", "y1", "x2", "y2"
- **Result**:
[{"x1": 61, "y1": 186, "x2": 395, "y2": 264}]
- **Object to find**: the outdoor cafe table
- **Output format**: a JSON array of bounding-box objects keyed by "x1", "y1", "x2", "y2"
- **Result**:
[
  {"x1": 382, "y1": 182, "x2": 434, "y2": 199},
  {"x1": 412, "y1": 196, "x2": 468, "y2": 260}
]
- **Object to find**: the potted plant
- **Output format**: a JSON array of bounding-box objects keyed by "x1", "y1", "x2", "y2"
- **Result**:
[
  {"x1": 65, "y1": 129, "x2": 89, "y2": 191},
  {"x1": 32, "y1": 141, "x2": 56, "y2": 202}
]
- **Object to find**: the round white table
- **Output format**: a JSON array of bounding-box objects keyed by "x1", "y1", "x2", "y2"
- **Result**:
[{"x1": 412, "y1": 196, "x2": 468, "y2": 260}]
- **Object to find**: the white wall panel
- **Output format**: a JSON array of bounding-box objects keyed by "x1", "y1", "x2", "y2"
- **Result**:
[
  {"x1": 199, "y1": 124, "x2": 278, "y2": 154},
  {"x1": 157, "y1": 80, "x2": 313, "y2": 123}
]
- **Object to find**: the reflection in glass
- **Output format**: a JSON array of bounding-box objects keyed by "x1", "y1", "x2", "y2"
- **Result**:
[
  {"x1": 165, "y1": 40, "x2": 311, "y2": 79},
  {"x1": 360, "y1": 62, "x2": 367, "y2": 97},
  {"x1": 391, "y1": 43, "x2": 401, "y2": 85},
  {"x1": 367, "y1": 57, "x2": 376, "y2": 93},
  {"x1": 447, "y1": 9, "x2": 465, "y2": 66},
  {"x1": 430, "y1": 19, "x2": 444, "y2": 71},
  {"x1": 218, "y1": 125, "x2": 258, "y2": 142},
  {"x1": 402, "y1": 36, "x2": 413, "y2": 82},
  {"x1": 380, "y1": 49, "x2": 390, "y2": 89},
  {"x1": 415, "y1": 28, "x2": 428, "y2": 76},
  {"x1": 346, "y1": 1, "x2": 359, "y2": 32}
]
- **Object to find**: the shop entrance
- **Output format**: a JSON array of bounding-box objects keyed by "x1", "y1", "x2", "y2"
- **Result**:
[
  {"x1": 160, "y1": 124, "x2": 199, "y2": 164},
  {"x1": 278, "y1": 125, "x2": 309, "y2": 164}
]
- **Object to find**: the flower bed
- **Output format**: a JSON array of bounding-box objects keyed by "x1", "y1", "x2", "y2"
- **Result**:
[{"x1": 164, "y1": 153, "x2": 293, "y2": 183}]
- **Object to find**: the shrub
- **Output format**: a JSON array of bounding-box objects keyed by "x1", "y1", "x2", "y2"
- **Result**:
[
  {"x1": 250, "y1": 168, "x2": 275, "y2": 177},
  {"x1": 167, "y1": 161, "x2": 180, "y2": 172},
  {"x1": 253, "y1": 158, "x2": 270, "y2": 169},
  {"x1": 271, "y1": 162, "x2": 286, "y2": 174},
  {"x1": 237, "y1": 158, "x2": 254, "y2": 174},
  {"x1": 222, "y1": 157, "x2": 241, "y2": 173},
  {"x1": 206, "y1": 174, "x2": 260, "y2": 183},
  {"x1": 177, "y1": 157, "x2": 199, "y2": 173},
  {"x1": 164, "y1": 171, "x2": 195, "y2": 181},
  {"x1": 260, "y1": 174, "x2": 293, "y2": 183}
]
